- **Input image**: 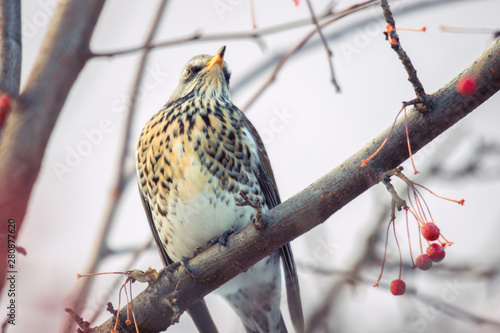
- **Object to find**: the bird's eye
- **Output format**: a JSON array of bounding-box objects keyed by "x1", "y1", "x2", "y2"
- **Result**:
[{"x1": 183, "y1": 68, "x2": 192, "y2": 78}]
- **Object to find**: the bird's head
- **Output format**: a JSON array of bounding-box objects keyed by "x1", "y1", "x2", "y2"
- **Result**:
[{"x1": 167, "y1": 46, "x2": 232, "y2": 106}]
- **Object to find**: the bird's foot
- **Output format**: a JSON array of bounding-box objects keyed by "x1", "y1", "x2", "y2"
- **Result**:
[
  {"x1": 237, "y1": 192, "x2": 266, "y2": 229},
  {"x1": 165, "y1": 262, "x2": 181, "y2": 274},
  {"x1": 180, "y1": 257, "x2": 195, "y2": 279},
  {"x1": 192, "y1": 246, "x2": 205, "y2": 257},
  {"x1": 207, "y1": 226, "x2": 235, "y2": 252}
]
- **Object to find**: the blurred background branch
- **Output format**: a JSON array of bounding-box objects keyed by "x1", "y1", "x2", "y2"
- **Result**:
[{"x1": 0, "y1": 0, "x2": 105, "y2": 298}]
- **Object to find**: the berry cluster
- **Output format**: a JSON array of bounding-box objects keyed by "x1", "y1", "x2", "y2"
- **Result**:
[
  {"x1": 390, "y1": 223, "x2": 447, "y2": 295},
  {"x1": 373, "y1": 171, "x2": 462, "y2": 296}
]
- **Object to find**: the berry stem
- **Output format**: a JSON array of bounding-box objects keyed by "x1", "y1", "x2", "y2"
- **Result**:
[
  {"x1": 123, "y1": 278, "x2": 132, "y2": 325},
  {"x1": 405, "y1": 209, "x2": 416, "y2": 268},
  {"x1": 413, "y1": 183, "x2": 465, "y2": 205},
  {"x1": 392, "y1": 217, "x2": 403, "y2": 279},
  {"x1": 397, "y1": 27, "x2": 426, "y2": 32},
  {"x1": 77, "y1": 271, "x2": 127, "y2": 279},
  {"x1": 250, "y1": 0, "x2": 257, "y2": 30},
  {"x1": 406, "y1": 186, "x2": 424, "y2": 226},
  {"x1": 403, "y1": 107, "x2": 419, "y2": 174},
  {"x1": 129, "y1": 278, "x2": 140, "y2": 332},
  {"x1": 361, "y1": 105, "x2": 405, "y2": 167},
  {"x1": 114, "y1": 283, "x2": 123, "y2": 333},
  {"x1": 411, "y1": 209, "x2": 425, "y2": 254},
  {"x1": 373, "y1": 217, "x2": 394, "y2": 287},
  {"x1": 412, "y1": 185, "x2": 434, "y2": 223}
]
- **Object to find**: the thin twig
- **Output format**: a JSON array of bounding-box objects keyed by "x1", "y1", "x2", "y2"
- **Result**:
[
  {"x1": 305, "y1": 0, "x2": 340, "y2": 92},
  {"x1": 61, "y1": 1, "x2": 169, "y2": 331},
  {"x1": 380, "y1": 0, "x2": 431, "y2": 111},
  {"x1": 91, "y1": 0, "x2": 378, "y2": 58},
  {"x1": 242, "y1": 0, "x2": 375, "y2": 111},
  {"x1": 87, "y1": 238, "x2": 154, "y2": 325},
  {"x1": 92, "y1": 31, "x2": 202, "y2": 57},
  {"x1": 379, "y1": 169, "x2": 408, "y2": 211}
]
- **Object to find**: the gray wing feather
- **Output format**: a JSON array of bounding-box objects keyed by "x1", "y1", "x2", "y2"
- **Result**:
[{"x1": 241, "y1": 112, "x2": 305, "y2": 333}]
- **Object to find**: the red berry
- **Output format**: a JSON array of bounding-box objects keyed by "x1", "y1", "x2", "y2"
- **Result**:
[
  {"x1": 416, "y1": 254, "x2": 433, "y2": 270},
  {"x1": 0, "y1": 94, "x2": 11, "y2": 127},
  {"x1": 0, "y1": 94, "x2": 11, "y2": 110},
  {"x1": 390, "y1": 279, "x2": 406, "y2": 296},
  {"x1": 421, "y1": 222, "x2": 440, "y2": 241},
  {"x1": 457, "y1": 76, "x2": 477, "y2": 96},
  {"x1": 426, "y1": 243, "x2": 445, "y2": 262}
]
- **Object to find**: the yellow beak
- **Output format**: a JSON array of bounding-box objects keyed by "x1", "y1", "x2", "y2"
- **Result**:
[{"x1": 206, "y1": 45, "x2": 226, "y2": 71}]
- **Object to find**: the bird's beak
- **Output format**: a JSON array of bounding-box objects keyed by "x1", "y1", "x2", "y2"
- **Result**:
[{"x1": 206, "y1": 45, "x2": 226, "y2": 71}]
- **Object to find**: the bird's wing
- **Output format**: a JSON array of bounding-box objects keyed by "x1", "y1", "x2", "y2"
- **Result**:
[
  {"x1": 241, "y1": 111, "x2": 305, "y2": 333},
  {"x1": 138, "y1": 186, "x2": 219, "y2": 333},
  {"x1": 138, "y1": 188, "x2": 173, "y2": 266}
]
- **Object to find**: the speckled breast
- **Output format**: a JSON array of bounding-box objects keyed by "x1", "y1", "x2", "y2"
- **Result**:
[{"x1": 136, "y1": 99, "x2": 265, "y2": 261}]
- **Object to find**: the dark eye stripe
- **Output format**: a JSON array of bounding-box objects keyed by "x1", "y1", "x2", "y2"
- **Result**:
[{"x1": 191, "y1": 65, "x2": 203, "y2": 73}]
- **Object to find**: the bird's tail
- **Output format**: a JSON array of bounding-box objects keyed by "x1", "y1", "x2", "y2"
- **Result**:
[{"x1": 187, "y1": 299, "x2": 219, "y2": 333}]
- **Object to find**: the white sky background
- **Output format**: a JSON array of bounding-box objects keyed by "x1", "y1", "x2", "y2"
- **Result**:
[{"x1": 3, "y1": 0, "x2": 500, "y2": 332}]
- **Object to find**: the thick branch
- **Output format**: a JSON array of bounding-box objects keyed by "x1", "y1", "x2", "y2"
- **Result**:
[
  {"x1": 0, "y1": 1, "x2": 105, "y2": 292},
  {"x1": 92, "y1": 39, "x2": 500, "y2": 333},
  {"x1": 0, "y1": 0, "x2": 21, "y2": 95}
]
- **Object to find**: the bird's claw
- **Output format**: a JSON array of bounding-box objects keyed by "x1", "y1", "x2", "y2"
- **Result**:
[
  {"x1": 207, "y1": 227, "x2": 235, "y2": 252},
  {"x1": 237, "y1": 192, "x2": 266, "y2": 229},
  {"x1": 192, "y1": 246, "x2": 205, "y2": 257},
  {"x1": 180, "y1": 257, "x2": 195, "y2": 279}
]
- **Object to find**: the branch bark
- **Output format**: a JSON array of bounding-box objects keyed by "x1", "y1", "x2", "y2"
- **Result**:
[
  {"x1": 0, "y1": 0, "x2": 105, "y2": 293},
  {"x1": 0, "y1": 0, "x2": 21, "y2": 96},
  {"x1": 91, "y1": 38, "x2": 500, "y2": 333}
]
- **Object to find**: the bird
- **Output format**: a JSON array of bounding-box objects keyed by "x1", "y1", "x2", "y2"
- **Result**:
[{"x1": 136, "y1": 45, "x2": 304, "y2": 333}]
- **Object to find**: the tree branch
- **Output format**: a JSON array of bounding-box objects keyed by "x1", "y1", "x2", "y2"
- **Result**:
[
  {"x1": 0, "y1": 0, "x2": 105, "y2": 294},
  {"x1": 0, "y1": 0, "x2": 21, "y2": 96},
  {"x1": 381, "y1": 0, "x2": 431, "y2": 110},
  {"x1": 90, "y1": 38, "x2": 500, "y2": 333},
  {"x1": 305, "y1": 0, "x2": 340, "y2": 92}
]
